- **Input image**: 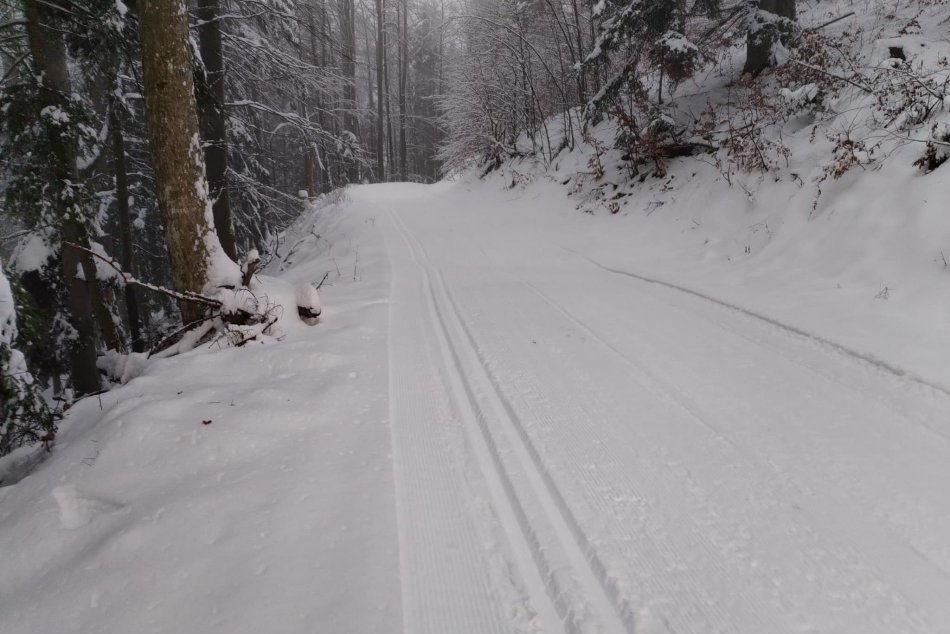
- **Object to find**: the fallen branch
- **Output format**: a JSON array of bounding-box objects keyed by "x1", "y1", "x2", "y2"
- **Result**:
[
  {"x1": 147, "y1": 315, "x2": 216, "y2": 357},
  {"x1": 810, "y1": 11, "x2": 856, "y2": 32},
  {"x1": 64, "y1": 242, "x2": 222, "y2": 308},
  {"x1": 314, "y1": 271, "x2": 330, "y2": 289},
  {"x1": 787, "y1": 59, "x2": 873, "y2": 94}
]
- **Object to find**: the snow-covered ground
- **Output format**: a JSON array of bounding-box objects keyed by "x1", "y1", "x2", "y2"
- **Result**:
[{"x1": 3, "y1": 174, "x2": 950, "y2": 633}]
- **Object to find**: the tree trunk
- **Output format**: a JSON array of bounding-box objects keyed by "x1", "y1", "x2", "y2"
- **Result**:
[
  {"x1": 375, "y1": 0, "x2": 386, "y2": 181},
  {"x1": 339, "y1": 0, "x2": 359, "y2": 180},
  {"x1": 196, "y1": 0, "x2": 237, "y2": 260},
  {"x1": 398, "y1": 0, "x2": 408, "y2": 181},
  {"x1": 744, "y1": 0, "x2": 796, "y2": 76},
  {"x1": 384, "y1": 20, "x2": 395, "y2": 171},
  {"x1": 139, "y1": 0, "x2": 230, "y2": 323},
  {"x1": 306, "y1": 6, "x2": 326, "y2": 193},
  {"x1": 570, "y1": 0, "x2": 586, "y2": 104},
  {"x1": 22, "y1": 0, "x2": 101, "y2": 394},
  {"x1": 110, "y1": 98, "x2": 144, "y2": 352}
]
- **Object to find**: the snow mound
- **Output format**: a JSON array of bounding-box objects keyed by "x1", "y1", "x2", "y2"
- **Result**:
[{"x1": 52, "y1": 485, "x2": 125, "y2": 530}]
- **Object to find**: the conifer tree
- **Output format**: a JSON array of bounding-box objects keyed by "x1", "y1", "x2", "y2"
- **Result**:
[{"x1": 1, "y1": 260, "x2": 55, "y2": 457}]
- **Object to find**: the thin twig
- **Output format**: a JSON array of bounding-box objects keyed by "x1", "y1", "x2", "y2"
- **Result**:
[{"x1": 787, "y1": 59, "x2": 873, "y2": 94}]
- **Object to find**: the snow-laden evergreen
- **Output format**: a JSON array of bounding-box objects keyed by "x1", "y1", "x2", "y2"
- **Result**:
[{"x1": 0, "y1": 259, "x2": 54, "y2": 458}]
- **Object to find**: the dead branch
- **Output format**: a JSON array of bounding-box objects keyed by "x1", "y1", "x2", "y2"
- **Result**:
[
  {"x1": 810, "y1": 11, "x2": 856, "y2": 32},
  {"x1": 787, "y1": 59, "x2": 873, "y2": 94},
  {"x1": 241, "y1": 252, "x2": 261, "y2": 287},
  {"x1": 64, "y1": 242, "x2": 221, "y2": 308},
  {"x1": 147, "y1": 315, "x2": 216, "y2": 357}
]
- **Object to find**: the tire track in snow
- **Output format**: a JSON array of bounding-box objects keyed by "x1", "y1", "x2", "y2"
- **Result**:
[
  {"x1": 523, "y1": 280, "x2": 950, "y2": 630},
  {"x1": 580, "y1": 265, "x2": 950, "y2": 443},
  {"x1": 574, "y1": 251, "x2": 950, "y2": 402},
  {"x1": 390, "y1": 210, "x2": 635, "y2": 634}
]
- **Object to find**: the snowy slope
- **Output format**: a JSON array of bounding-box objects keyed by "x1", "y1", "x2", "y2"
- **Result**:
[
  {"x1": 2, "y1": 173, "x2": 950, "y2": 633},
  {"x1": 0, "y1": 195, "x2": 402, "y2": 633}
]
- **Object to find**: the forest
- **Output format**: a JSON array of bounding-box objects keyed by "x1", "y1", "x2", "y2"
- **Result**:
[
  {"x1": 1, "y1": 0, "x2": 806, "y2": 455},
  {"x1": 4, "y1": 1, "x2": 950, "y2": 632}
]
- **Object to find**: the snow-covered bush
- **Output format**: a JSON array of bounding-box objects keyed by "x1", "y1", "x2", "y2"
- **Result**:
[
  {"x1": 914, "y1": 124, "x2": 950, "y2": 172},
  {"x1": 1, "y1": 260, "x2": 56, "y2": 457}
]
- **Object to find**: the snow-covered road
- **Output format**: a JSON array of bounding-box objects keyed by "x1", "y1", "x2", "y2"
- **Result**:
[
  {"x1": 370, "y1": 183, "x2": 950, "y2": 633},
  {"x1": 3, "y1": 180, "x2": 950, "y2": 634}
]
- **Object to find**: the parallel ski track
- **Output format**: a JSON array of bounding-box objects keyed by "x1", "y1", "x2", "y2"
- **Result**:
[
  {"x1": 387, "y1": 218, "x2": 515, "y2": 633},
  {"x1": 390, "y1": 209, "x2": 635, "y2": 634}
]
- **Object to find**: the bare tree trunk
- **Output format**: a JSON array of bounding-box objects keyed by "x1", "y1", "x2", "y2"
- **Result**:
[
  {"x1": 306, "y1": 5, "x2": 325, "y2": 193},
  {"x1": 375, "y1": 0, "x2": 386, "y2": 181},
  {"x1": 110, "y1": 98, "x2": 144, "y2": 352},
  {"x1": 22, "y1": 0, "x2": 100, "y2": 394},
  {"x1": 397, "y1": 0, "x2": 408, "y2": 180},
  {"x1": 140, "y1": 0, "x2": 229, "y2": 323},
  {"x1": 75, "y1": 73, "x2": 124, "y2": 354},
  {"x1": 570, "y1": 0, "x2": 586, "y2": 104},
  {"x1": 339, "y1": 0, "x2": 359, "y2": 180},
  {"x1": 384, "y1": 20, "x2": 395, "y2": 171},
  {"x1": 197, "y1": 0, "x2": 237, "y2": 260},
  {"x1": 340, "y1": 0, "x2": 357, "y2": 120},
  {"x1": 744, "y1": 0, "x2": 796, "y2": 76}
]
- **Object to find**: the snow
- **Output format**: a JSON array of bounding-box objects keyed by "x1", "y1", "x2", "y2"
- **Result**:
[
  {"x1": 0, "y1": 259, "x2": 29, "y2": 390},
  {"x1": 656, "y1": 31, "x2": 697, "y2": 55},
  {"x1": 189, "y1": 131, "x2": 242, "y2": 291},
  {"x1": 2, "y1": 174, "x2": 950, "y2": 632},
  {"x1": 294, "y1": 282, "x2": 321, "y2": 317},
  {"x1": 9, "y1": 232, "x2": 52, "y2": 273},
  {"x1": 97, "y1": 350, "x2": 149, "y2": 385},
  {"x1": 5, "y1": 1, "x2": 950, "y2": 629},
  {"x1": 0, "y1": 260, "x2": 18, "y2": 361},
  {"x1": 0, "y1": 197, "x2": 399, "y2": 633},
  {"x1": 39, "y1": 105, "x2": 70, "y2": 125}
]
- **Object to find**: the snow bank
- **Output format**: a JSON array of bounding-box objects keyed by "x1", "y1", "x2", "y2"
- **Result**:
[
  {"x1": 0, "y1": 192, "x2": 399, "y2": 634},
  {"x1": 467, "y1": 0, "x2": 950, "y2": 389}
]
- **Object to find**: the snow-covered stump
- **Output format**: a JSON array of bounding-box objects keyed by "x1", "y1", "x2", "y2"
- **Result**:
[{"x1": 296, "y1": 282, "x2": 322, "y2": 324}]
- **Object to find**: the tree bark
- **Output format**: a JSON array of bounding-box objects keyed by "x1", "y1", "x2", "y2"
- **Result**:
[
  {"x1": 196, "y1": 0, "x2": 237, "y2": 260},
  {"x1": 306, "y1": 6, "x2": 325, "y2": 193},
  {"x1": 139, "y1": 0, "x2": 227, "y2": 323},
  {"x1": 744, "y1": 0, "x2": 796, "y2": 76},
  {"x1": 339, "y1": 0, "x2": 359, "y2": 180},
  {"x1": 570, "y1": 0, "x2": 586, "y2": 104},
  {"x1": 22, "y1": 0, "x2": 101, "y2": 394},
  {"x1": 375, "y1": 0, "x2": 386, "y2": 181},
  {"x1": 110, "y1": 98, "x2": 144, "y2": 352},
  {"x1": 398, "y1": 0, "x2": 408, "y2": 180},
  {"x1": 384, "y1": 18, "x2": 395, "y2": 171}
]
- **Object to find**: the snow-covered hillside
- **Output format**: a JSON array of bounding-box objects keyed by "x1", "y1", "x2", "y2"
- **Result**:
[
  {"x1": 482, "y1": 0, "x2": 950, "y2": 389},
  {"x1": 2, "y1": 175, "x2": 950, "y2": 633}
]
